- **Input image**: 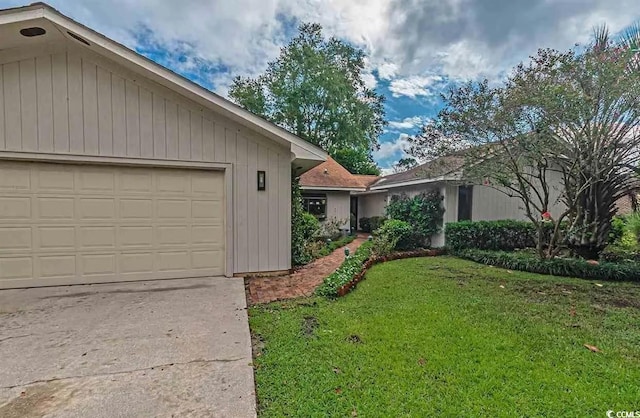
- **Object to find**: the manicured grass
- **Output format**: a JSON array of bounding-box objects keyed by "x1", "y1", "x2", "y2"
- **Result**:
[{"x1": 249, "y1": 257, "x2": 640, "y2": 417}]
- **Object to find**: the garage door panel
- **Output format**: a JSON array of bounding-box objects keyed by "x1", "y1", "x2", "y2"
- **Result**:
[
  {"x1": 156, "y1": 225, "x2": 190, "y2": 246},
  {"x1": 120, "y1": 171, "x2": 153, "y2": 193},
  {"x1": 0, "y1": 165, "x2": 31, "y2": 190},
  {"x1": 156, "y1": 199, "x2": 190, "y2": 219},
  {"x1": 80, "y1": 226, "x2": 116, "y2": 249},
  {"x1": 156, "y1": 173, "x2": 190, "y2": 194},
  {"x1": 79, "y1": 198, "x2": 116, "y2": 220},
  {"x1": 120, "y1": 252, "x2": 154, "y2": 274},
  {"x1": 38, "y1": 255, "x2": 77, "y2": 278},
  {"x1": 0, "y1": 162, "x2": 225, "y2": 288},
  {"x1": 157, "y1": 251, "x2": 190, "y2": 271},
  {"x1": 78, "y1": 169, "x2": 116, "y2": 193},
  {"x1": 0, "y1": 197, "x2": 32, "y2": 220},
  {"x1": 81, "y1": 254, "x2": 116, "y2": 276},
  {"x1": 192, "y1": 200, "x2": 222, "y2": 220},
  {"x1": 0, "y1": 257, "x2": 33, "y2": 279},
  {"x1": 39, "y1": 227, "x2": 75, "y2": 250},
  {"x1": 192, "y1": 250, "x2": 223, "y2": 270},
  {"x1": 119, "y1": 226, "x2": 154, "y2": 248},
  {"x1": 36, "y1": 168, "x2": 74, "y2": 192},
  {"x1": 192, "y1": 225, "x2": 222, "y2": 244},
  {"x1": 38, "y1": 197, "x2": 75, "y2": 219},
  {"x1": 120, "y1": 199, "x2": 153, "y2": 219},
  {"x1": 191, "y1": 173, "x2": 224, "y2": 196},
  {"x1": 0, "y1": 227, "x2": 32, "y2": 250}
]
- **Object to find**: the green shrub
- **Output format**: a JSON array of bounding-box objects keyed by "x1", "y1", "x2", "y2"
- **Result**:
[
  {"x1": 455, "y1": 249, "x2": 640, "y2": 281},
  {"x1": 300, "y1": 212, "x2": 321, "y2": 240},
  {"x1": 372, "y1": 220, "x2": 413, "y2": 256},
  {"x1": 626, "y1": 213, "x2": 640, "y2": 246},
  {"x1": 385, "y1": 191, "x2": 444, "y2": 246},
  {"x1": 316, "y1": 241, "x2": 374, "y2": 298},
  {"x1": 359, "y1": 216, "x2": 387, "y2": 233},
  {"x1": 359, "y1": 217, "x2": 371, "y2": 232},
  {"x1": 609, "y1": 216, "x2": 626, "y2": 244},
  {"x1": 292, "y1": 180, "x2": 313, "y2": 266},
  {"x1": 446, "y1": 220, "x2": 540, "y2": 251},
  {"x1": 601, "y1": 245, "x2": 640, "y2": 263},
  {"x1": 370, "y1": 216, "x2": 386, "y2": 233}
]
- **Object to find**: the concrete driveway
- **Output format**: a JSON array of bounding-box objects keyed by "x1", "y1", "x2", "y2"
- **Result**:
[{"x1": 0, "y1": 277, "x2": 256, "y2": 417}]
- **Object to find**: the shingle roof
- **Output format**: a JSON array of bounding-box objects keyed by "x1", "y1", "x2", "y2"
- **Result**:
[
  {"x1": 299, "y1": 157, "x2": 368, "y2": 189},
  {"x1": 371, "y1": 155, "x2": 465, "y2": 188}
]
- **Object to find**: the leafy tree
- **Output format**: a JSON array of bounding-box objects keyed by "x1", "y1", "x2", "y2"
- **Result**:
[
  {"x1": 392, "y1": 157, "x2": 418, "y2": 173},
  {"x1": 229, "y1": 23, "x2": 385, "y2": 175},
  {"x1": 406, "y1": 25, "x2": 640, "y2": 259}
]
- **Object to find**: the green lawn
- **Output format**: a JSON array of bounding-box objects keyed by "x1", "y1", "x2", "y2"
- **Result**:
[{"x1": 248, "y1": 257, "x2": 640, "y2": 417}]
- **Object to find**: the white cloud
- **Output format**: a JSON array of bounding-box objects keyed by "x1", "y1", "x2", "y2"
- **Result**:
[
  {"x1": 30, "y1": 0, "x2": 640, "y2": 99},
  {"x1": 377, "y1": 61, "x2": 399, "y2": 80},
  {"x1": 388, "y1": 75, "x2": 443, "y2": 98},
  {"x1": 388, "y1": 115, "x2": 428, "y2": 130},
  {"x1": 373, "y1": 133, "x2": 410, "y2": 160},
  {"x1": 361, "y1": 71, "x2": 378, "y2": 90}
]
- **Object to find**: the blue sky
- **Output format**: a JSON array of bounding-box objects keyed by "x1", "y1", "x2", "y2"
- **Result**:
[{"x1": 3, "y1": 0, "x2": 640, "y2": 172}]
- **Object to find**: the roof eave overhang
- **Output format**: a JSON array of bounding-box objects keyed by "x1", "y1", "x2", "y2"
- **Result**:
[
  {"x1": 369, "y1": 175, "x2": 458, "y2": 191},
  {"x1": 300, "y1": 185, "x2": 366, "y2": 192}
]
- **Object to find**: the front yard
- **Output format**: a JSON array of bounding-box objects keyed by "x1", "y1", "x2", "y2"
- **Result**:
[{"x1": 249, "y1": 257, "x2": 640, "y2": 417}]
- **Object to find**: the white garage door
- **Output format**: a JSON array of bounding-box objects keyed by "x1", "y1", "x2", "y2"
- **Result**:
[{"x1": 0, "y1": 161, "x2": 225, "y2": 289}]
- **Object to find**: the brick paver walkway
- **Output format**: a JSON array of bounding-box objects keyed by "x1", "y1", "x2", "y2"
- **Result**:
[{"x1": 245, "y1": 235, "x2": 368, "y2": 305}]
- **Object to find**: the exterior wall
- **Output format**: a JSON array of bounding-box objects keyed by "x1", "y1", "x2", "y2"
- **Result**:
[
  {"x1": 472, "y1": 185, "x2": 528, "y2": 221},
  {"x1": 324, "y1": 191, "x2": 351, "y2": 230},
  {"x1": 358, "y1": 193, "x2": 388, "y2": 220},
  {"x1": 472, "y1": 182, "x2": 566, "y2": 221},
  {"x1": 0, "y1": 42, "x2": 291, "y2": 273}
]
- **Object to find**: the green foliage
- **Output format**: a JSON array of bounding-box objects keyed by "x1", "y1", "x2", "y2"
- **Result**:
[
  {"x1": 372, "y1": 219, "x2": 413, "y2": 256},
  {"x1": 626, "y1": 213, "x2": 640, "y2": 245},
  {"x1": 358, "y1": 216, "x2": 386, "y2": 233},
  {"x1": 609, "y1": 216, "x2": 627, "y2": 244},
  {"x1": 316, "y1": 241, "x2": 373, "y2": 298},
  {"x1": 446, "y1": 220, "x2": 538, "y2": 251},
  {"x1": 307, "y1": 235, "x2": 357, "y2": 260},
  {"x1": 300, "y1": 212, "x2": 321, "y2": 241},
  {"x1": 409, "y1": 26, "x2": 640, "y2": 260},
  {"x1": 229, "y1": 23, "x2": 386, "y2": 175},
  {"x1": 455, "y1": 249, "x2": 640, "y2": 281},
  {"x1": 446, "y1": 220, "x2": 570, "y2": 253},
  {"x1": 385, "y1": 191, "x2": 445, "y2": 246},
  {"x1": 291, "y1": 180, "x2": 313, "y2": 266}
]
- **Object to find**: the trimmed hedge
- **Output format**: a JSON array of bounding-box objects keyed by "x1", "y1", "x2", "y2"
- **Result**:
[
  {"x1": 446, "y1": 220, "x2": 540, "y2": 251},
  {"x1": 316, "y1": 241, "x2": 373, "y2": 298},
  {"x1": 455, "y1": 249, "x2": 640, "y2": 281}
]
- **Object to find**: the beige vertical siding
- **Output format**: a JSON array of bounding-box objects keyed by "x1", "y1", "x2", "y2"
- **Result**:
[
  {"x1": 0, "y1": 43, "x2": 291, "y2": 273},
  {"x1": 358, "y1": 193, "x2": 387, "y2": 220},
  {"x1": 324, "y1": 191, "x2": 351, "y2": 229}
]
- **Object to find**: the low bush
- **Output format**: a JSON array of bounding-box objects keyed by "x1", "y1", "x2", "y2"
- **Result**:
[
  {"x1": 455, "y1": 249, "x2": 640, "y2": 282},
  {"x1": 446, "y1": 220, "x2": 539, "y2": 251},
  {"x1": 359, "y1": 216, "x2": 387, "y2": 233},
  {"x1": 601, "y1": 246, "x2": 640, "y2": 263},
  {"x1": 316, "y1": 241, "x2": 373, "y2": 298},
  {"x1": 372, "y1": 219, "x2": 413, "y2": 256}
]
